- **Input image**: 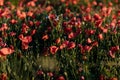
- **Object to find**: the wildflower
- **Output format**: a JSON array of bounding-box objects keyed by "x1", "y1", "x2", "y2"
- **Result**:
[
  {"x1": 83, "y1": 14, "x2": 91, "y2": 21},
  {"x1": 9, "y1": 32, "x2": 16, "y2": 36},
  {"x1": 95, "y1": 19, "x2": 103, "y2": 27},
  {"x1": 59, "y1": 40, "x2": 69, "y2": 50},
  {"x1": 84, "y1": 45, "x2": 92, "y2": 52},
  {"x1": 22, "y1": 42, "x2": 29, "y2": 50},
  {"x1": 0, "y1": 73, "x2": 7, "y2": 80},
  {"x1": 110, "y1": 77, "x2": 118, "y2": 80},
  {"x1": 55, "y1": 38, "x2": 61, "y2": 44},
  {"x1": 99, "y1": 26, "x2": 108, "y2": 33},
  {"x1": 92, "y1": 1, "x2": 97, "y2": 6},
  {"x1": 50, "y1": 46, "x2": 58, "y2": 54},
  {"x1": 20, "y1": 35, "x2": 32, "y2": 43},
  {"x1": 19, "y1": 34, "x2": 32, "y2": 50},
  {"x1": 0, "y1": 23, "x2": 9, "y2": 31},
  {"x1": 28, "y1": 21, "x2": 34, "y2": 27},
  {"x1": 27, "y1": 1, "x2": 36, "y2": 7},
  {"x1": 27, "y1": 11, "x2": 33, "y2": 17},
  {"x1": 46, "y1": 6, "x2": 53, "y2": 12},
  {"x1": 110, "y1": 46, "x2": 119, "y2": 53},
  {"x1": 109, "y1": 50, "x2": 115, "y2": 58},
  {"x1": 91, "y1": 41, "x2": 98, "y2": 47},
  {"x1": 94, "y1": 13, "x2": 101, "y2": 20},
  {"x1": 67, "y1": 42, "x2": 76, "y2": 49},
  {"x1": 37, "y1": 70, "x2": 44, "y2": 75},
  {"x1": 10, "y1": 19, "x2": 17, "y2": 24},
  {"x1": 21, "y1": 23, "x2": 29, "y2": 34},
  {"x1": 60, "y1": 0, "x2": 65, "y2": 3},
  {"x1": 0, "y1": 47, "x2": 14, "y2": 56},
  {"x1": 98, "y1": 33, "x2": 103, "y2": 40},
  {"x1": 107, "y1": 7, "x2": 112, "y2": 15},
  {"x1": 64, "y1": 27, "x2": 72, "y2": 34},
  {"x1": 0, "y1": 0, "x2": 4, "y2": 6},
  {"x1": 35, "y1": 21, "x2": 41, "y2": 27},
  {"x1": 85, "y1": 29, "x2": 96, "y2": 36},
  {"x1": 31, "y1": 29, "x2": 36, "y2": 36},
  {"x1": 99, "y1": 75, "x2": 105, "y2": 80},
  {"x1": 47, "y1": 72, "x2": 53, "y2": 77},
  {"x1": 68, "y1": 32, "x2": 75, "y2": 39},
  {"x1": 78, "y1": 44, "x2": 85, "y2": 54},
  {"x1": 80, "y1": 76, "x2": 85, "y2": 80},
  {"x1": 57, "y1": 76, "x2": 65, "y2": 80},
  {"x1": 42, "y1": 34, "x2": 49, "y2": 41},
  {"x1": 86, "y1": 38, "x2": 92, "y2": 44}
]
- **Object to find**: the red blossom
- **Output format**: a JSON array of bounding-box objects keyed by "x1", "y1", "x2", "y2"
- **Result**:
[
  {"x1": 22, "y1": 42, "x2": 29, "y2": 50},
  {"x1": 27, "y1": 11, "x2": 33, "y2": 17},
  {"x1": 19, "y1": 34, "x2": 32, "y2": 50},
  {"x1": 95, "y1": 19, "x2": 103, "y2": 27},
  {"x1": 109, "y1": 50, "x2": 115, "y2": 58},
  {"x1": 31, "y1": 29, "x2": 36, "y2": 36},
  {"x1": 0, "y1": 73, "x2": 7, "y2": 80},
  {"x1": 98, "y1": 33, "x2": 103, "y2": 40},
  {"x1": 0, "y1": 47, "x2": 14, "y2": 56},
  {"x1": 55, "y1": 38, "x2": 61, "y2": 44},
  {"x1": 10, "y1": 19, "x2": 17, "y2": 24},
  {"x1": 9, "y1": 32, "x2": 16, "y2": 36},
  {"x1": 109, "y1": 46, "x2": 119, "y2": 58},
  {"x1": 94, "y1": 13, "x2": 101, "y2": 20},
  {"x1": 0, "y1": 23, "x2": 9, "y2": 31},
  {"x1": 59, "y1": 40, "x2": 69, "y2": 50},
  {"x1": 37, "y1": 70, "x2": 44, "y2": 75},
  {"x1": 67, "y1": 42, "x2": 76, "y2": 49},
  {"x1": 84, "y1": 45, "x2": 92, "y2": 52},
  {"x1": 21, "y1": 36, "x2": 32, "y2": 43},
  {"x1": 85, "y1": 29, "x2": 96, "y2": 36},
  {"x1": 46, "y1": 6, "x2": 53, "y2": 12},
  {"x1": 68, "y1": 32, "x2": 76, "y2": 39},
  {"x1": 42, "y1": 34, "x2": 49, "y2": 41},
  {"x1": 27, "y1": 1, "x2": 36, "y2": 7},
  {"x1": 0, "y1": 0, "x2": 4, "y2": 6},
  {"x1": 91, "y1": 41, "x2": 98, "y2": 47},
  {"x1": 87, "y1": 38, "x2": 92, "y2": 44},
  {"x1": 21, "y1": 23, "x2": 29, "y2": 34},
  {"x1": 57, "y1": 76, "x2": 65, "y2": 80},
  {"x1": 64, "y1": 27, "x2": 72, "y2": 34},
  {"x1": 50, "y1": 46, "x2": 58, "y2": 54}
]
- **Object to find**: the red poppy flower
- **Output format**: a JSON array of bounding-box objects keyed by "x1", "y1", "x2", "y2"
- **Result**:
[
  {"x1": 68, "y1": 32, "x2": 75, "y2": 39},
  {"x1": 67, "y1": 42, "x2": 76, "y2": 49},
  {"x1": 10, "y1": 19, "x2": 17, "y2": 24},
  {"x1": 94, "y1": 13, "x2": 101, "y2": 20},
  {"x1": 21, "y1": 36, "x2": 32, "y2": 43},
  {"x1": 109, "y1": 50, "x2": 115, "y2": 58},
  {"x1": 21, "y1": 23, "x2": 29, "y2": 34},
  {"x1": 86, "y1": 38, "x2": 92, "y2": 44},
  {"x1": 50, "y1": 46, "x2": 58, "y2": 54},
  {"x1": 55, "y1": 38, "x2": 61, "y2": 44},
  {"x1": 57, "y1": 76, "x2": 65, "y2": 80},
  {"x1": 0, "y1": 47, "x2": 14, "y2": 56},
  {"x1": 84, "y1": 45, "x2": 92, "y2": 52},
  {"x1": 22, "y1": 42, "x2": 29, "y2": 50},
  {"x1": 27, "y1": 1, "x2": 36, "y2": 7},
  {"x1": 9, "y1": 32, "x2": 16, "y2": 36},
  {"x1": 0, "y1": 73, "x2": 7, "y2": 80},
  {"x1": 0, "y1": 0, "x2": 4, "y2": 6},
  {"x1": 0, "y1": 23, "x2": 9, "y2": 31},
  {"x1": 98, "y1": 33, "x2": 103, "y2": 40},
  {"x1": 42, "y1": 34, "x2": 49, "y2": 41},
  {"x1": 59, "y1": 40, "x2": 69, "y2": 50}
]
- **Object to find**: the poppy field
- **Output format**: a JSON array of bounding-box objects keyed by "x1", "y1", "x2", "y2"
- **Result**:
[{"x1": 0, "y1": 0, "x2": 120, "y2": 80}]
